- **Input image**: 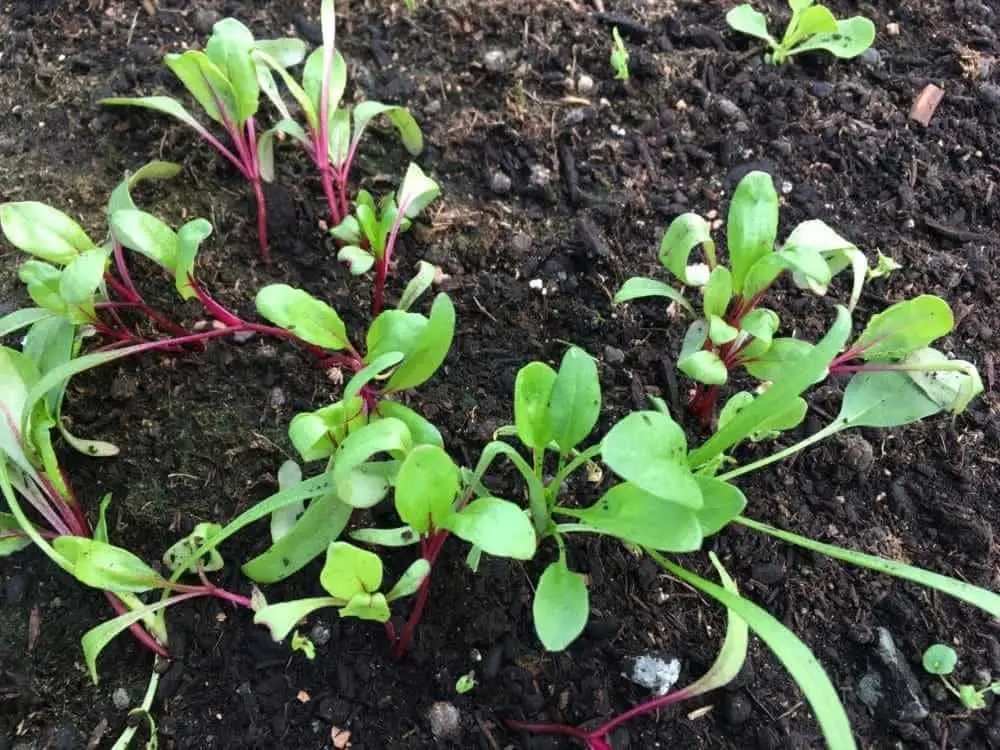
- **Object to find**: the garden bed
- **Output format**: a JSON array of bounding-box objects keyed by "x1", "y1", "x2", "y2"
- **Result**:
[{"x1": 1, "y1": 0, "x2": 999, "y2": 748}]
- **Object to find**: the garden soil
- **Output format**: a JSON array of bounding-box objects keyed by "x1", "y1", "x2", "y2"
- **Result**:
[{"x1": 2, "y1": 1, "x2": 999, "y2": 748}]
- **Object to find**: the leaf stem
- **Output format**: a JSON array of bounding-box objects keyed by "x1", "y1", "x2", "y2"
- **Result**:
[{"x1": 717, "y1": 420, "x2": 843, "y2": 481}]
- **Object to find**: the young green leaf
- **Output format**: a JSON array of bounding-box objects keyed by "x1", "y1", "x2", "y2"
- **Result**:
[
  {"x1": 343, "y1": 351, "x2": 405, "y2": 403},
  {"x1": 922, "y1": 644, "x2": 957, "y2": 676},
  {"x1": 319, "y1": 542, "x2": 384, "y2": 600},
  {"x1": 254, "y1": 596, "x2": 342, "y2": 642},
  {"x1": 561, "y1": 482, "x2": 703, "y2": 551},
  {"x1": 394, "y1": 445, "x2": 459, "y2": 534},
  {"x1": 340, "y1": 592, "x2": 391, "y2": 622},
  {"x1": 100, "y1": 96, "x2": 211, "y2": 139},
  {"x1": 109, "y1": 210, "x2": 179, "y2": 270},
  {"x1": 547, "y1": 347, "x2": 601, "y2": 456},
  {"x1": 703, "y1": 266, "x2": 733, "y2": 319},
  {"x1": 162, "y1": 522, "x2": 225, "y2": 574},
  {"x1": 374, "y1": 401, "x2": 444, "y2": 449},
  {"x1": 789, "y1": 17, "x2": 876, "y2": 59},
  {"x1": 349, "y1": 526, "x2": 420, "y2": 547},
  {"x1": 332, "y1": 418, "x2": 412, "y2": 508},
  {"x1": 852, "y1": 296, "x2": 954, "y2": 361},
  {"x1": 742, "y1": 338, "x2": 815, "y2": 382},
  {"x1": 382, "y1": 293, "x2": 455, "y2": 393},
  {"x1": 353, "y1": 102, "x2": 424, "y2": 158},
  {"x1": 693, "y1": 476, "x2": 747, "y2": 535},
  {"x1": 783, "y1": 5, "x2": 838, "y2": 48},
  {"x1": 708, "y1": 316, "x2": 739, "y2": 346},
  {"x1": 718, "y1": 391, "x2": 808, "y2": 442},
  {"x1": 53, "y1": 536, "x2": 164, "y2": 593},
  {"x1": 174, "y1": 219, "x2": 213, "y2": 300},
  {"x1": 514, "y1": 361, "x2": 558, "y2": 451},
  {"x1": 725, "y1": 4, "x2": 776, "y2": 45},
  {"x1": 677, "y1": 320, "x2": 728, "y2": 386},
  {"x1": 255, "y1": 284, "x2": 351, "y2": 351},
  {"x1": 613, "y1": 277, "x2": 695, "y2": 315},
  {"x1": 397, "y1": 261, "x2": 439, "y2": 312},
  {"x1": 727, "y1": 171, "x2": 779, "y2": 294},
  {"x1": 396, "y1": 162, "x2": 439, "y2": 218},
  {"x1": 658, "y1": 213, "x2": 715, "y2": 286},
  {"x1": 288, "y1": 397, "x2": 367, "y2": 462},
  {"x1": 106, "y1": 160, "x2": 183, "y2": 217},
  {"x1": 365, "y1": 310, "x2": 427, "y2": 362},
  {"x1": 204, "y1": 18, "x2": 259, "y2": 124},
  {"x1": 164, "y1": 51, "x2": 238, "y2": 125},
  {"x1": 0, "y1": 308, "x2": 54, "y2": 339},
  {"x1": 82, "y1": 597, "x2": 177, "y2": 684},
  {"x1": 533, "y1": 560, "x2": 589, "y2": 651},
  {"x1": 739, "y1": 308, "x2": 780, "y2": 355},
  {"x1": 836, "y1": 371, "x2": 941, "y2": 429},
  {"x1": 243, "y1": 490, "x2": 352, "y2": 584},
  {"x1": 601, "y1": 411, "x2": 702, "y2": 509},
  {"x1": 0, "y1": 512, "x2": 31, "y2": 556},
  {"x1": 0, "y1": 202, "x2": 98, "y2": 264},
  {"x1": 444, "y1": 497, "x2": 537, "y2": 560},
  {"x1": 385, "y1": 558, "x2": 431, "y2": 601},
  {"x1": 59, "y1": 248, "x2": 110, "y2": 306},
  {"x1": 901, "y1": 348, "x2": 983, "y2": 415}
]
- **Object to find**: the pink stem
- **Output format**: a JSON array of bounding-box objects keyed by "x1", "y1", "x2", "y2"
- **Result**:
[{"x1": 102, "y1": 591, "x2": 171, "y2": 658}]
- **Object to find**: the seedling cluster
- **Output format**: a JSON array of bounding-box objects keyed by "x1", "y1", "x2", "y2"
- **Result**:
[{"x1": 1, "y1": 4, "x2": 991, "y2": 750}]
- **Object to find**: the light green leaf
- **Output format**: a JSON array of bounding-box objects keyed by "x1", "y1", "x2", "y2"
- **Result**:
[
  {"x1": 107, "y1": 161, "x2": 183, "y2": 216},
  {"x1": 901, "y1": 348, "x2": 983, "y2": 415},
  {"x1": 444, "y1": 498, "x2": 537, "y2": 560},
  {"x1": 741, "y1": 243, "x2": 831, "y2": 301},
  {"x1": 288, "y1": 397, "x2": 367, "y2": 463},
  {"x1": 100, "y1": 96, "x2": 209, "y2": 138},
  {"x1": 614, "y1": 277, "x2": 695, "y2": 315},
  {"x1": 922, "y1": 644, "x2": 957, "y2": 676},
  {"x1": 395, "y1": 445, "x2": 459, "y2": 534},
  {"x1": 727, "y1": 172, "x2": 778, "y2": 294},
  {"x1": 601, "y1": 411, "x2": 702, "y2": 509},
  {"x1": 252, "y1": 38, "x2": 308, "y2": 68},
  {"x1": 82, "y1": 598, "x2": 174, "y2": 684},
  {"x1": 339, "y1": 592, "x2": 391, "y2": 622},
  {"x1": 162, "y1": 522, "x2": 224, "y2": 574},
  {"x1": 514, "y1": 361, "x2": 557, "y2": 452},
  {"x1": 547, "y1": 347, "x2": 601, "y2": 456},
  {"x1": 679, "y1": 350, "x2": 728, "y2": 386},
  {"x1": 109, "y1": 210, "x2": 179, "y2": 270},
  {"x1": 704, "y1": 266, "x2": 733, "y2": 319},
  {"x1": 255, "y1": 284, "x2": 350, "y2": 350},
  {"x1": 0, "y1": 512, "x2": 32, "y2": 556},
  {"x1": 374, "y1": 401, "x2": 443, "y2": 448},
  {"x1": 251, "y1": 49, "x2": 317, "y2": 129},
  {"x1": 254, "y1": 597, "x2": 341, "y2": 642},
  {"x1": 836, "y1": 371, "x2": 941, "y2": 428},
  {"x1": 718, "y1": 391, "x2": 808, "y2": 442},
  {"x1": 533, "y1": 560, "x2": 589, "y2": 651},
  {"x1": 60, "y1": 248, "x2": 110, "y2": 306},
  {"x1": 53, "y1": 536, "x2": 164, "y2": 593},
  {"x1": 563, "y1": 482, "x2": 703, "y2": 551},
  {"x1": 395, "y1": 162, "x2": 439, "y2": 219},
  {"x1": 350, "y1": 525, "x2": 420, "y2": 547},
  {"x1": 693, "y1": 476, "x2": 746, "y2": 536},
  {"x1": 853, "y1": 296, "x2": 953, "y2": 361},
  {"x1": 789, "y1": 17, "x2": 876, "y2": 59},
  {"x1": 332, "y1": 418, "x2": 412, "y2": 507},
  {"x1": 784, "y1": 4, "x2": 838, "y2": 48},
  {"x1": 174, "y1": 219, "x2": 213, "y2": 300},
  {"x1": 320, "y1": 542, "x2": 383, "y2": 600},
  {"x1": 205, "y1": 18, "x2": 259, "y2": 124},
  {"x1": 383, "y1": 293, "x2": 455, "y2": 393},
  {"x1": 365, "y1": 310, "x2": 427, "y2": 362},
  {"x1": 725, "y1": 4, "x2": 777, "y2": 45},
  {"x1": 658, "y1": 213, "x2": 715, "y2": 286},
  {"x1": 397, "y1": 261, "x2": 439, "y2": 312},
  {"x1": 739, "y1": 308, "x2": 780, "y2": 356},
  {"x1": 0, "y1": 202, "x2": 97, "y2": 264},
  {"x1": 164, "y1": 51, "x2": 237, "y2": 125},
  {"x1": 708, "y1": 316, "x2": 739, "y2": 345},
  {"x1": 0, "y1": 308, "x2": 55, "y2": 338},
  {"x1": 742, "y1": 337, "x2": 815, "y2": 382},
  {"x1": 385, "y1": 558, "x2": 431, "y2": 601},
  {"x1": 343, "y1": 351, "x2": 405, "y2": 402},
  {"x1": 304, "y1": 45, "x2": 347, "y2": 116},
  {"x1": 354, "y1": 101, "x2": 424, "y2": 157}
]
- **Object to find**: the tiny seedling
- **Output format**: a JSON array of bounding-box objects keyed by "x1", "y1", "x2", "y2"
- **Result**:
[
  {"x1": 868, "y1": 250, "x2": 901, "y2": 280},
  {"x1": 610, "y1": 27, "x2": 630, "y2": 81},
  {"x1": 291, "y1": 630, "x2": 317, "y2": 660},
  {"x1": 922, "y1": 644, "x2": 1000, "y2": 711},
  {"x1": 101, "y1": 19, "x2": 306, "y2": 262},
  {"x1": 455, "y1": 672, "x2": 477, "y2": 694},
  {"x1": 726, "y1": 1, "x2": 875, "y2": 65}
]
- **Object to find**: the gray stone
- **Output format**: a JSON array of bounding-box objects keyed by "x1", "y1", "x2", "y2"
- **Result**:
[
  {"x1": 858, "y1": 628, "x2": 929, "y2": 723},
  {"x1": 604, "y1": 345, "x2": 625, "y2": 365},
  {"x1": 859, "y1": 48, "x2": 883, "y2": 67},
  {"x1": 483, "y1": 50, "x2": 506, "y2": 72},
  {"x1": 488, "y1": 170, "x2": 512, "y2": 195},
  {"x1": 112, "y1": 687, "x2": 130, "y2": 710},
  {"x1": 712, "y1": 96, "x2": 744, "y2": 121},
  {"x1": 427, "y1": 701, "x2": 461, "y2": 740}
]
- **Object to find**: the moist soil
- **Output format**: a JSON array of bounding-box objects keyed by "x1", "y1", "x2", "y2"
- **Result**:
[{"x1": 1, "y1": 1, "x2": 999, "y2": 748}]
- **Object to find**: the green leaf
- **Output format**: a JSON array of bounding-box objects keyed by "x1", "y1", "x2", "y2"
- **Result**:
[
  {"x1": 251, "y1": 50, "x2": 317, "y2": 129},
  {"x1": 533, "y1": 560, "x2": 589, "y2": 651},
  {"x1": 741, "y1": 243, "x2": 831, "y2": 302},
  {"x1": 328, "y1": 109, "x2": 352, "y2": 168},
  {"x1": 601, "y1": 411, "x2": 702, "y2": 509},
  {"x1": 175, "y1": 219, "x2": 213, "y2": 300},
  {"x1": 385, "y1": 558, "x2": 431, "y2": 601},
  {"x1": 82, "y1": 598, "x2": 175, "y2": 684},
  {"x1": 613, "y1": 277, "x2": 695, "y2": 316},
  {"x1": 563, "y1": 482, "x2": 703, "y2": 551},
  {"x1": 350, "y1": 525, "x2": 420, "y2": 547},
  {"x1": 397, "y1": 261, "x2": 439, "y2": 312},
  {"x1": 690, "y1": 306, "x2": 851, "y2": 469},
  {"x1": 853, "y1": 296, "x2": 953, "y2": 361},
  {"x1": 288, "y1": 397, "x2": 367, "y2": 462},
  {"x1": 354, "y1": 102, "x2": 424, "y2": 158},
  {"x1": 109, "y1": 210, "x2": 179, "y2": 270},
  {"x1": 725, "y1": 4, "x2": 777, "y2": 45},
  {"x1": 718, "y1": 391, "x2": 808, "y2": 442},
  {"x1": 365, "y1": 310, "x2": 427, "y2": 362},
  {"x1": 331, "y1": 215, "x2": 362, "y2": 244},
  {"x1": 100, "y1": 95, "x2": 210, "y2": 138},
  {"x1": 738, "y1": 515, "x2": 1000, "y2": 620},
  {"x1": 739, "y1": 308, "x2": 780, "y2": 356},
  {"x1": 332, "y1": 418, "x2": 412, "y2": 508},
  {"x1": 204, "y1": 18, "x2": 259, "y2": 125},
  {"x1": 658, "y1": 213, "x2": 715, "y2": 286},
  {"x1": 651, "y1": 551, "x2": 857, "y2": 750},
  {"x1": 901, "y1": 348, "x2": 983, "y2": 415},
  {"x1": 242, "y1": 490, "x2": 352, "y2": 584},
  {"x1": 396, "y1": 162, "x2": 440, "y2": 219},
  {"x1": 789, "y1": 17, "x2": 876, "y2": 59},
  {"x1": 53, "y1": 536, "x2": 164, "y2": 593},
  {"x1": 254, "y1": 597, "x2": 341, "y2": 642},
  {"x1": 164, "y1": 51, "x2": 237, "y2": 126},
  {"x1": 343, "y1": 351, "x2": 405, "y2": 403},
  {"x1": 255, "y1": 284, "x2": 350, "y2": 350},
  {"x1": 693, "y1": 476, "x2": 746, "y2": 536},
  {"x1": 547, "y1": 347, "x2": 601, "y2": 456},
  {"x1": 383, "y1": 293, "x2": 455, "y2": 393},
  {"x1": 305, "y1": 44, "x2": 347, "y2": 116},
  {"x1": 743, "y1": 338, "x2": 815, "y2": 381},
  {"x1": 704, "y1": 266, "x2": 733, "y2": 319},
  {"x1": 922, "y1": 644, "x2": 957, "y2": 676},
  {"x1": 444, "y1": 497, "x2": 537, "y2": 560},
  {"x1": 60, "y1": 248, "x2": 110, "y2": 306},
  {"x1": 708, "y1": 316, "x2": 739, "y2": 346},
  {"x1": 836, "y1": 371, "x2": 941, "y2": 429},
  {"x1": 0, "y1": 308, "x2": 54, "y2": 338},
  {"x1": 252, "y1": 38, "x2": 307, "y2": 69},
  {"x1": 162, "y1": 522, "x2": 224, "y2": 574},
  {"x1": 107, "y1": 161, "x2": 183, "y2": 217},
  {"x1": 374, "y1": 401, "x2": 443, "y2": 448},
  {"x1": 0, "y1": 512, "x2": 32, "y2": 556},
  {"x1": 394, "y1": 445, "x2": 459, "y2": 534},
  {"x1": 0, "y1": 202, "x2": 97, "y2": 264},
  {"x1": 340, "y1": 592, "x2": 391, "y2": 622},
  {"x1": 320, "y1": 542, "x2": 383, "y2": 600},
  {"x1": 514, "y1": 361, "x2": 557, "y2": 452},
  {"x1": 727, "y1": 171, "x2": 778, "y2": 294},
  {"x1": 679, "y1": 350, "x2": 728, "y2": 386},
  {"x1": 783, "y1": 4, "x2": 838, "y2": 48},
  {"x1": 959, "y1": 684, "x2": 986, "y2": 710}
]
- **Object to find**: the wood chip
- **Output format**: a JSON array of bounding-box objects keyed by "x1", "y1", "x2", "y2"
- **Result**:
[
  {"x1": 296, "y1": 690, "x2": 311, "y2": 704},
  {"x1": 27, "y1": 607, "x2": 40, "y2": 652},
  {"x1": 910, "y1": 84, "x2": 944, "y2": 126},
  {"x1": 331, "y1": 727, "x2": 352, "y2": 749}
]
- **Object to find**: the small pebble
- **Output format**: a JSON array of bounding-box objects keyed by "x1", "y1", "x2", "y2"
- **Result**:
[
  {"x1": 488, "y1": 170, "x2": 512, "y2": 195},
  {"x1": 112, "y1": 688, "x2": 130, "y2": 710},
  {"x1": 309, "y1": 622, "x2": 332, "y2": 647},
  {"x1": 577, "y1": 74, "x2": 595, "y2": 94},
  {"x1": 625, "y1": 654, "x2": 680, "y2": 696},
  {"x1": 529, "y1": 164, "x2": 552, "y2": 187},
  {"x1": 603, "y1": 345, "x2": 625, "y2": 365},
  {"x1": 427, "y1": 701, "x2": 461, "y2": 740},
  {"x1": 859, "y1": 48, "x2": 883, "y2": 67},
  {"x1": 483, "y1": 50, "x2": 506, "y2": 72},
  {"x1": 191, "y1": 9, "x2": 219, "y2": 35},
  {"x1": 810, "y1": 81, "x2": 835, "y2": 97}
]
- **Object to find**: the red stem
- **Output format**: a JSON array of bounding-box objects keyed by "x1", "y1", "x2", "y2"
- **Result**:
[
  {"x1": 102, "y1": 591, "x2": 170, "y2": 658},
  {"x1": 390, "y1": 529, "x2": 450, "y2": 658}
]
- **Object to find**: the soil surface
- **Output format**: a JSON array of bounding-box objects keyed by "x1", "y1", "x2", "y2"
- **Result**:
[{"x1": 2, "y1": 1, "x2": 1000, "y2": 749}]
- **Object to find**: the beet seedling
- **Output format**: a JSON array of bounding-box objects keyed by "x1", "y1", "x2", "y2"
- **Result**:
[
  {"x1": 610, "y1": 27, "x2": 630, "y2": 81},
  {"x1": 726, "y1": 1, "x2": 876, "y2": 65},
  {"x1": 923, "y1": 644, "x2": 1000, "y2": 711},
  {"x1": 101, "y1": 19, "x2": 306, "y2": 262}
]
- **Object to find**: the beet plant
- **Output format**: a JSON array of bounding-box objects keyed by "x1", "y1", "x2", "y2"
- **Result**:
[{"x1": 101, "y1": 21, "x2": 306, "y2": 263}]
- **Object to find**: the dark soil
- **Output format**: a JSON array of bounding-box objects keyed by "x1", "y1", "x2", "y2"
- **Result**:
[{"x1": 2, "y1": 1, "x2": 1000, "y2": 748}]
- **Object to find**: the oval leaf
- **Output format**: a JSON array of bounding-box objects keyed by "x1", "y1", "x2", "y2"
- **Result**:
[
  {"x1": 514, "y1": 361, "x2": 557, "y2": 451},
  {"x1": 533, "y1": 560, "x2": 589, "y2": 651},
  {"x1": 394, "y1": 445, "x2": 459, "y2": 534},
  {"x1": 255, "y1": 284, "x2": 350, "y2": 350},
  {"x1": 547, "y1": 347, "x2": 601, "y2": 456},
  {"x1": 444, "y1": 498, "x2": 537, "y2": 560},
  {"x1": 1, "y1": 202, "x2": 97, "y2": 264}
]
